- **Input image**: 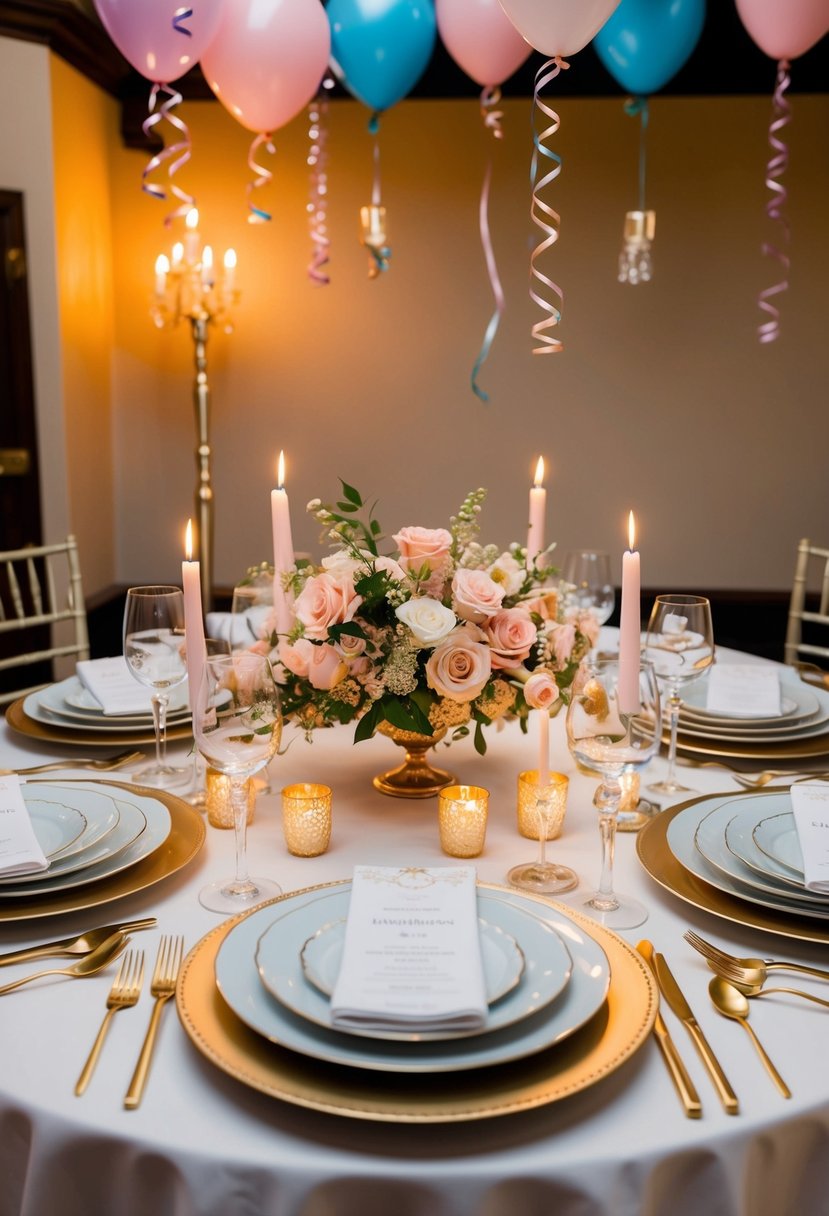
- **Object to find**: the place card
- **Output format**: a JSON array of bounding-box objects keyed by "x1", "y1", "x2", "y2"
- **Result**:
[
  {"x1": 791, "y1": 782, "x2": 829, "y2": 893},
  {"x1": 0, "y1": 775, "x2": 48, "y2": 877},
  {"x1": 330, "y1": 865, "x2": 487, "y2": 1033},
  {"x1": 705, "y1": 665, "x2": 781, "y2": 718}
]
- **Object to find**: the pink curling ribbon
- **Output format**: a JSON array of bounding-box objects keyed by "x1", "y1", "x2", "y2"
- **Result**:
[
  {"x1": 529, "y1": 56, "x2": 569, "y2": 355},
  {"x1": 246, "y1": 132, "x2": 276, "y2": 224},
  {"x1": 172, "y1": 7, "x2": 193, "y2": 35},
  {"x1": 758, "y1": 59, "x2": 791, "y2": 345},
  {"x1": 306, "y1": 93, "x2": 330, "y2": 285},
  {"x1": 470, "y1": 86, "x2": 506, "y2": 402},
  {"x1": 141, "y1": 83, "x2": 194, "y2": 226}
]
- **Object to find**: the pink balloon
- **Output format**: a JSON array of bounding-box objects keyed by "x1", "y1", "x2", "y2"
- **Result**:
[
  {"x1": 735, "y1": 0, "x2": 829, "y2": 60},
  {"x1": 201, "y1": 0, "x2": 331, "y2": 133},
  {"x1": 497, "y1": 0, "x2": 622, "y2": 57},
  {"x1": 93, "y1": 0, "x2": 226, "y2": 83},
  {"x1": 436, "y1": 0, "x2": 531, "y2": 87}
]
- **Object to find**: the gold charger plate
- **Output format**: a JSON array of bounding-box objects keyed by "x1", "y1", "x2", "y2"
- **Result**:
[
  {"x1": 637, "y1": 793, "x2": 829, "y2": 945},
  {"x1": 0, "y1": 780, "x2": 204, "y2": 922},
  {"x1": 176, "y1": 881, "x2": 657, "y2": 1123},
  {"x1": 672, "y1": 727, "x2": 829, "y2": 761},
  {"x1": 5, "y1": 695, "x2": 192, "y2": 748}
]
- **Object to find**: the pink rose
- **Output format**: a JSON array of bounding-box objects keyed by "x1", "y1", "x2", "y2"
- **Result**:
[
  {"x1": 294, "y1": 572, "x2": 361, "y2": 641},
  {"x1": 425, "y1": 624, "x2": 492, "y2": 702},
  {"x1": 570, "y1": 609, "x2": 600, "y2": 648},
  {"x1": 522, "y1": 590, "x2": 559, "y2": 621},
  {"x1": 336, "y1": 631, "x2": 367, "y2": 660},
  {"x1": 279, "y1": 637, "x2": 315, "y2": 678},
  {"x1": 484, "y1": 608, "x2": 536, "y2": 670},
  {"x1": 392, "y1": 527, "x2": 453, "y2": 576},
  {"x1": 523, "y1": 670, "x2": 560, "y2": 710},
  {"x1": 549, "y1": 621, "x2": 577, "y2": 670},
  {"x1": 308, "y1": 643, "x2": 347, "y2": 690},
  {"x1": 451, "y1": 568, "x2": 505, "y2": 624}
]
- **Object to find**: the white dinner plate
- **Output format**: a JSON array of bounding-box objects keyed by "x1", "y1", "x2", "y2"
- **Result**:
[
  {"x1": 0, "y1": 783, "x2": 169, "y2": 897},
  {"x1": 679, "y1": 695, "x2": 802, "y2": 728},
  {"x1": 217, "y1": 886, "x2": 609, "y2": 1074},
  {"x1": 256, "y1": 894, "x2": 571, "y2": 1043},
  {"x1": 681, "y1": 678, "x2": 819, "y2": 723},
  {"x1": 753, "y1": 812, "x2": 804, "y2": 877},
  {"x1": 27, "y1": 799, "x2": 87, "y2": 861},
  {"x1": 0, "y1": 784, "x2": 123, "y2": 886},
  {"x1": 695, "y1": 803, "x2": 826, "y2": 905},
  {"x1": 668, "y1": 792, "x2": 829, "y2": 921},
  {"x1": 63, "y1": 677, "x2": 189, "y2": 717},
  {"x1": 677, "y1": 710, "x2": 829, "y2": 744},
  {"x1": 26, "y1": 677, "x2": 190, "y2": 733}
]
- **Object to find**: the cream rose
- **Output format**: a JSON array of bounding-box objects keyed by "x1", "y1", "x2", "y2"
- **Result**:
[
  {"x1": 307, "y1": 643, "x2": 348, "y2": 691},
  {"x1": 523, "y1": 670, "x2": 560, "y2": 710},
  {"x1": 484, "y1": 608, "x2": 537, "y2": 670},
  {"x1": 395, "y1": 597, "x2": 457, "y2": 648},
  {"x1": 487, "y1": 551, "x2": 524, "y2": 597},
  {"x1": 294, "y1": 572, "x2": 361, "y2": 641},
  {"x1": 451, "y1": 568, "x2": 505, "y2": 624},
  {"x1": 278, "y1": 637, "x2": 315, "y2": 679},
  {"x1": 392, "y1": 526, "x2": 453, "y2": 575},
  {"x1": 425, "y1": 624, "x2": 492, "y2": 702}
]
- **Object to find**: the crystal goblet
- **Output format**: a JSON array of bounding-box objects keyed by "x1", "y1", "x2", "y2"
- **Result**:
[{"x1": 123, "y1": 585, "x2": 189, "y2": 788}]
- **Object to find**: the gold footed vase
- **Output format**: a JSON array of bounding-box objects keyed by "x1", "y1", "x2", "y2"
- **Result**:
[{"x1": 373, "y1": 723, "x2": 455, "y2": 798}]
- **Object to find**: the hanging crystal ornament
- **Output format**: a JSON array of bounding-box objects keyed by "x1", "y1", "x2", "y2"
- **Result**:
[{"x1": 618, "y1": 97, "x2": 655, "y2": 285}]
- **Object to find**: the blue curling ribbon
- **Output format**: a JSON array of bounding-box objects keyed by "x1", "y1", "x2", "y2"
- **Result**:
[{"x1": 172, "y1": 7, "x2": 193, "y2": 35}]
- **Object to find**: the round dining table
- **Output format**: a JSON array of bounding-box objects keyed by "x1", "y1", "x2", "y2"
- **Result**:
[{"x1": 1, "y1": 639, "x2": 828, "y2": 1216}]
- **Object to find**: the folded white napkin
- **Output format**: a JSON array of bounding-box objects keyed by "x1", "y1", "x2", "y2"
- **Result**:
[
  {"x1": 330, "y1": 865, "x2": 488, "y2": 1033},
  {"x1": 0, "y1": 775, "x2": 48, "y2": 877},
  {"x1": 205, "y1": 610, "x2": 271, "y2": 649},
  {"x1": 76, "y1": 657, "x2": 187, "y2": 716},
  {"x1": 790, "y1": 781, "x2": 829, "y2": 893},
  {"x1": 705, "y1": 665, "x2": 781, "y2": 718}
]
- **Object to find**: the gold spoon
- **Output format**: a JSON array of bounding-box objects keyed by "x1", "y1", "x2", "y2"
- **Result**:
[
  {"x1": 722, "y1": 978, "x2": 829, "y2": 1006},
  {"x1": 0, "y1": 933, "x2": 128, "y2": 997},
  {"x1": 708, "y1": 977, "x2": 791, "y2": 1098}
]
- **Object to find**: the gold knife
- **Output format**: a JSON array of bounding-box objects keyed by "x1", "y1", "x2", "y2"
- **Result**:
[
  {"x1": 636, "y1": 941, "x2": 702, "y2": 1118},
  {"x1": 653, "y1": 952, "x2": 739, "y2": 1115}
]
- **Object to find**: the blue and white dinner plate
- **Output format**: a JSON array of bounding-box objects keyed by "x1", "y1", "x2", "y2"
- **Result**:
[
  {"x1": 255, "y1": 891, "x2": 572, "y2": 1043},
  {"x1": 680, "y1": 677, "x2": 818, "y2": 724},
  {"x1": 0, "y1": 783, "x2": 122, "y2": 886},
  {"x1": 216, "y1": 885, "x2": 610, "y2": 1073},
  {"x1": 753, "y1": 812, "x2": 804, "y2": 877}
]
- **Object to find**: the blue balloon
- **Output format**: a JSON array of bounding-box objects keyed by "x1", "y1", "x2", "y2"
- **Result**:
[
  {"x1": 328, "y1": 0, "x2": 437, "y2": 113},
  {"x1": 594, "y1": 0, "x2": 706, "y2": 96}
]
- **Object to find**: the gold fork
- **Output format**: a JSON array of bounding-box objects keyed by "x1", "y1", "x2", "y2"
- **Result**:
[
  {"x1": 0, "y1": 750, "x2": 145, "y2": 776},
  {"x1": 684, "y1": 930, "x2": 829, "y2": 985},
  {"x1": 124, "y1": 936, "x2": 184, "y2": 1110},
  {"x1": 75, "y1": 949, "x2": 145, "y2": 1096}
]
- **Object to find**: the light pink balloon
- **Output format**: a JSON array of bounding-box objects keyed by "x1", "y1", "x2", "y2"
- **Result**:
[
  {"x1": 735, "y1": 0, "x2": 829, "y2": 60},
  {"x1": 93, "y1": 0, "x2": 226, "y2": 83},
  {"x1": 436, "y1": 0, "x2": 531, "y2": 87},
  {"x1": 201, "y1": 0, "x2": 331, "y2": 133},
  {"x1": 497, "y1": 0, "x2": 622, "y2": 58}
]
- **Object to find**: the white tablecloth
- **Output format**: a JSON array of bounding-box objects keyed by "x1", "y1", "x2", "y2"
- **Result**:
[{"x1": 1, "y1": 642, "x2": 828, "y2": 1216}]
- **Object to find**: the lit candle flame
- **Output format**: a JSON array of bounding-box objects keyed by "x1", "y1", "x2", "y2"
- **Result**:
[
  {"x1": 223, "y1": 248, "x2": 237, "y2": 270},
  {"x1": 202, "y1": 245, "x2": 213, "y2": 270},
  {"x1": 277, "y1": 450, "x2": 285, "y2": 489},
  {"x1": 171, "y1": 242, "x2": 184, "y2": 266},
  {"x1": 534, "y1": 456, "x2": 545, "y2": 487},
  {"x1": 628, "y1": 510, "x2": 636, "y2": 551},
  {"x1": 185, "y1": 518, "x2": 193, "y2": 562},
  {"x1": 155, "y1": 253, "x2": 170, "y2": 275},
  {"x1": 185, "y1": 208, "x2": 199, "y2": 231}
]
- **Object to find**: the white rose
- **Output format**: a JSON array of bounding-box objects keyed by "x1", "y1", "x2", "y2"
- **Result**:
[
  {"x1": 487, "y1": 551, "x2": 524, "y2": 596},
  {"x1": 395, "y1": 597, "x2": 457, "y2": 648}
]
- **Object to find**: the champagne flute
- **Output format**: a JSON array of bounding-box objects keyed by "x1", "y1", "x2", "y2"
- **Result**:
[
  {"x1": 643, "y1": 594, "x2": 715, "y2": 796},
  {"x1": 194, "y1": 652, "x2": 282, "y2": 913},
  {"x1": 565, "y1": 658, "x2": 661, "y2": 929},
  {"x1": 123, "y1": 586, "x2": 189, "y2": 788},
  {"x1": 561, "y1": 551, "x2": 615, "y2": 626},
  {"x1": 507, "y1": 773, "x2": 577, "y2": 894}
]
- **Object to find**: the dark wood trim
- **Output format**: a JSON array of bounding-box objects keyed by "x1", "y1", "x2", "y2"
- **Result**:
[{"x1": 0, "y1": 0, "x2": 130, "y2": 95}]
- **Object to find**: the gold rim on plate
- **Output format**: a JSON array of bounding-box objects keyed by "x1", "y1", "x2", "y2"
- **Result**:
[
  {"x1": 176, "y1": 880, "x2": 657, "y2": 1123},
  {"x1": 5, "y1": 694, "x2": 193, "y2": 748},
  {"x1": 0, "y1": 780, "x2": 205, "y2": 922},
  {"x1": 672, "y1": 729, "x2": 829, "y2": 761},
  {"x1": 636, "y1": 792, "x2": 829, "y2": 945}
]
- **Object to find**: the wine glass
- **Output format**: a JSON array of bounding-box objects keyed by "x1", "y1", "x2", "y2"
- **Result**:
[
  {"x1": 565, "y1": 658, "x2": 661, "y2": 929},
  {"x1": 193, "y1": 652, "x2": 283, "y2": 913},
  {"x1": 230, "y1": 568, "x2": 274, "y2": 653},
  {"x1": 123, "y1": 586, "x2": 190, "y2": 788},
  {"x1": 643, "y1": 594, "x2": 715, "y2": 796},
  {"x1": 507, "y1": 772, "x2": 578, "y2": 894},
  {"x1": 561, "y1": 551, "x2": 615, "y2": 626},
  {"x1": 183, "y1": 637, "x2": 232, "y2": 810}
]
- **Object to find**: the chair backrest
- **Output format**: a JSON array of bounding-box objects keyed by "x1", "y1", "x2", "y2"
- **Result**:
[
  {"x1": 784, "y1": 538, "x2": 829, "y2": 668},
  {"x1": 0, "y1": 535, "x2": 90, "y2": 706}
]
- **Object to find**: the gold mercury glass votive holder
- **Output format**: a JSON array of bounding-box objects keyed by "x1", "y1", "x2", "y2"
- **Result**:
[
  {"x1": 205, "y1": 768, "x2": 256, "y2": 829},
  {"x1": 437, "y1": 784, "x2": 489, "y2": 858},
  {"x1": 517, "y1": 770, "x2": 569, "y2": 840},
  {"x1": 281, "y1": 783, "x2": 332, "y2": 857}
]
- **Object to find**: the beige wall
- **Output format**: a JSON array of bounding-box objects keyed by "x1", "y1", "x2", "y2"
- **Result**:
[{"x1": 107, "y1": 91, "x2": 829, "y2": 594}]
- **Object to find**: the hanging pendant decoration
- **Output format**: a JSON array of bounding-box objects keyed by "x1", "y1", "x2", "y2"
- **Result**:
[
  {"x1": 617, "y1": 96, "x2": 654, "y2": 285},
  {"x1": 757, "y1": 60, "x2": 791, "y2": 344},
  {"x1": 141, "y1": 82, "x2": 195, "y2": 225},
  {"x1": 360, "y1": 118, "x2": 391, "y2": 278},
  {"x1": 529, "y1": 56, "x2": 569, "y2": 356},
  {"x1": 306, "y1": 85, "x2": 332, "y2": 285}
]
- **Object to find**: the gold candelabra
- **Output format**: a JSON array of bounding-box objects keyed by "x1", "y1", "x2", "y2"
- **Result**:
[{"x1": 151, "y1": 209, "x2": 238, "y2": 610}]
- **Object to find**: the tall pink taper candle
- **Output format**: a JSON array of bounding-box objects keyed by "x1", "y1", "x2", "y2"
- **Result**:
[
  {"x1": 537, "y1": 708, "x2": 549, "y2": 787},
  {"x1": 182, "y1": 519, "x2": 206, "y2": 716},
  {"x1": 527, "y1": 456, "x2": 546, "y2": 566},
  {"x1": 618, "y1": 510, "x2": 641, "y2": 715},
  {"x1": 271, "y1": 450, "x2": 295, "y2": 635}
]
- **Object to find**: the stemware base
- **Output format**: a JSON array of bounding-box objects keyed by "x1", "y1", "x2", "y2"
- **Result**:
[
  {"x1": 567, "y1": 890, "x2": 649, "y2": 930},
  {"x1": 199, "y1": 876, "x2": 282, "y2": 915},
  {"x1": 616, "y1": 797, "x2": 662, "y2": 833},
  {"x1": 647, "y1": 777, "x2": 694, "y2": 797},
  {"x1": 507, "y1": 861, "x2": 578, "y2": 895},
  {"x1": 131, "y1": 761, "x2": 191, "y2": 789}
]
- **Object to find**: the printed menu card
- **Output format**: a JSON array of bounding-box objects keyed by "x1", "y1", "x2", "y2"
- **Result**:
[
  {"x1": 330, "y1": 865, "x2": 487, "y2": 1032},
  {"x1": 0, "y1": 775, "x2": 48, "y2": 877},
  {"x1": 791, "y1": 781, "x2": 829, "y2": 893}
]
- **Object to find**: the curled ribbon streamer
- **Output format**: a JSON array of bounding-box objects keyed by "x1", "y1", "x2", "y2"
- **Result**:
[
  {"x1": 141, "y1": 83, "x2": 194, "y2": 225},
  {"x1": 363, "y1": 118, "x2": 390, "y2": 278},
  {"x1": 246, "y1": 133, "x2": 276, "y2": 224},
  {"x1": 758, "y1": 59, "x2": 791, "y2": 345},
  {"x1": 307, "y1": 95, "x2": 331, "y2": 286},
  {"x1": 529, "y1": 56, "x2": 568, "y2": 356},
  {"x1": 480, "y1": 84, "x2": 504, "y2": 140},
  {"x1": 470, "y1": 87, "x2": 507, "y2": 402},
  {"x1": 172, "y1": 7, "x2": 193, "y2": 35}
]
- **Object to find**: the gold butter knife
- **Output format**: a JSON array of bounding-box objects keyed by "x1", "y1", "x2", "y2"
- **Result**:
[
  {"x1": 636, "y1": 941, "x2": 702, "y2": 1118},
  {"x1": 653, "y1": 951, "x2": 739, "y2": 1116}
]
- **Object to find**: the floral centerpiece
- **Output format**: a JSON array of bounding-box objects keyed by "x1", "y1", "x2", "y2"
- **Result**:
[{"x1": 247, "y1": 484, "x2": 597, "y2": 781}]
